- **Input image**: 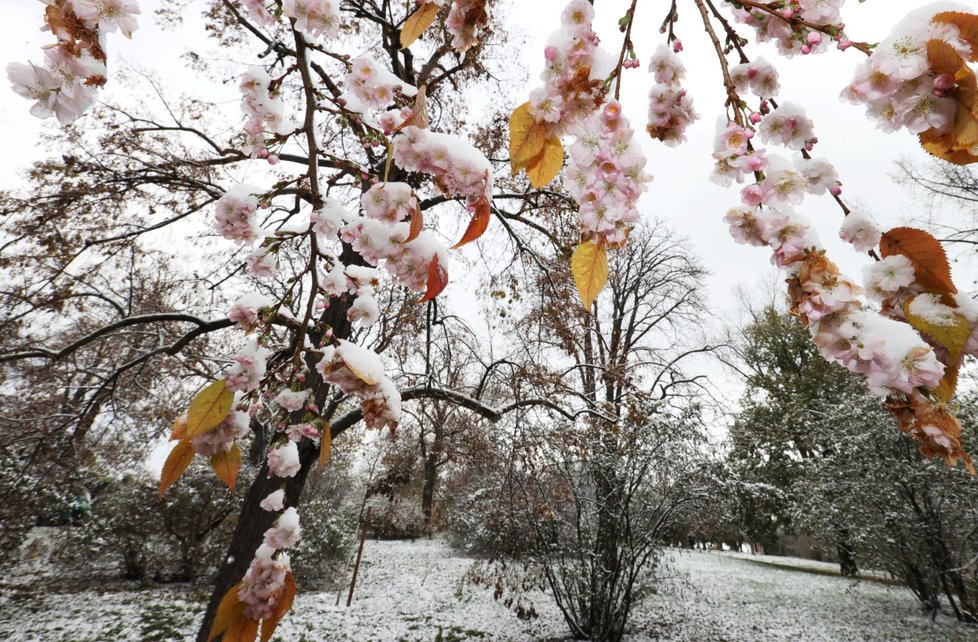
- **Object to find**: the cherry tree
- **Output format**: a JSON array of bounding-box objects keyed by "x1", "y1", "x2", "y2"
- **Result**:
[{"x1": 5, "y1": 0, "x2": 978, "y2": 640}]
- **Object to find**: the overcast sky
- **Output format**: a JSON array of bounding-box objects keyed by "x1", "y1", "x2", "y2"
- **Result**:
[{"x1": 2, "y1": 0, "x2": 973, "y2": 424}]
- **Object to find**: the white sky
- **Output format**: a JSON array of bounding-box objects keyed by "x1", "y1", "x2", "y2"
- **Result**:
[{"x1": 2, "y1": 0, "x2": 976, "y2": 428}]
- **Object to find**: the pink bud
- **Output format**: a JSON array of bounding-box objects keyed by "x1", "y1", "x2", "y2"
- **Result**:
[
  {"x1": 806, "y1": 32, "x2": 822, "y2": 46},
  {"x1": 544, "y1": 46, "x2": 558, "y2": 61},
  {"x1": 267, "y1": 155, "x2": 279, "y2": 165},
  {"x1": 673, "y1": 40, "x2": 683, "y2": 53},
  {"x1": 749, "y1": 112, "x2": 762, "y2": 124},
  {"x1": 801, "y1": 45, "x2": 811, "y2": 55},
  {"x1": 741, "y1": 184, "x2": 765, "y2": 208},
  {"x1": 258, "y1": 149, "x2": 269, "y2": 159},
  {"x1": 782, "y1": 9, "x2": 794, "y2": 19},
  {"x1": 837, "y1": 39, "x2": 851, "y2": 51},
  {"x1": 804, "y1": 143, "x2": 813, "y2": 152},
  {"x1": 934, "y1": 73, "x2": 955, "y2": 90},
  {"x1": 830, "y1": 184, "x2": 842, "y2": 197}
]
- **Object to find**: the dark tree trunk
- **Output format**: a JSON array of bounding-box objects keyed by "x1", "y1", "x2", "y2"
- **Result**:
[
  {"x1": 420, "y1": 454, "x2": 437, "y2": 535},
  {"x1": 835, "y1": 527, "x2": 858, "y2": 577}
]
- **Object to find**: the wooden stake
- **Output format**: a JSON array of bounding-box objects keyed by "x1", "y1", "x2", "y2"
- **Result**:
[{"x1": 346, "y1": 505, "x2": 371, "y2": 607}]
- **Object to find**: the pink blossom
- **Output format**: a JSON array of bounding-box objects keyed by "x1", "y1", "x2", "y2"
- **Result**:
[{"x1": 268, "y1": 441, "x2": 302, "y2": 478}]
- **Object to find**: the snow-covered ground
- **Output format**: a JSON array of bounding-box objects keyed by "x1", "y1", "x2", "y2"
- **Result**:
[{"x1": 1, "y1": 539, "x2": 974, "y2": 641}]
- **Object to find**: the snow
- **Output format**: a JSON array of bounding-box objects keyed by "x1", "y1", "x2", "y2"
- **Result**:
[{"x1": 1, "y1": 540, "x2": 973, "y2": 641}]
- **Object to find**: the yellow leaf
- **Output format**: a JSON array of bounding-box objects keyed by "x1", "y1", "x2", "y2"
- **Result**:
[
  {"x1": 400, "y1": 3, "x2": 439, "y2": 49},
  {"x1": 526, "y1": 135, "x2": 563, "y2": 188},
  {"x1": 571, "y1": 242, "x2": 608, "y2": 313},
  {"x1": 319, "y1": 422, "x2": 333, "y2": 468},
  {"x1": 185, "y1": 379, "x2": 234, "y2": 440},
  {"x1": 211, "y1": 444, "x2": 242, "y2": 491},
  {"x1": 509, "y1": 103, "x2": 547, "y2": 174},
  {"x1": 933, "y1": 365, "x2": 960, "y2": 404},
  {"x1": 902, "y1": 296, "x2": 972, "y2": 360},
  {"x1": 208, "y1": 582, "x2": 246, "y2": 642},
  {"x1": 159, "y1": 441, "x2": 195, "y2": 497},
  {"x1": 260, "y1": 572, "x2": 297, "y2": 642}
]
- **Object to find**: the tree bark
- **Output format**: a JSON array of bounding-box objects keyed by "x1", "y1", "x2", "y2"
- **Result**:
[{"x1": 420, "y1": 454, "x2": 437, "y2": 535}]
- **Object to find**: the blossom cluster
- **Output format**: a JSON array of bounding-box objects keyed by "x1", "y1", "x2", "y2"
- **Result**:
[
  {"x1": 345, "y1": 56, "x2": 417, "y2": 112},
  {"x1": 726, "y1": 0, "x2": 852, "y2": 56},
  {"x1": 566, "y1": 101, "x2": 651, "y2": 247},
  {"x1": 191, "y1": 410, "x2": 250, "y2": 457},
  {"x1": 446, "y1": 0, "x2": 490, "y2": 52},
  {"x1": 240, "y1": 67, "x2": 293, "y2": 160},
  {"x1": 841, "y1": 3, "x2": 970, "y2": 137},
  {"x1": 525, "y1": 0, "x2": 615, "y2": 136},
  {"x1": 729, "y1": 57, "x2": 780, "y2": 99},
  {"x1": 238, "y1": 543, "x2": 292, "y2": 621},
  {"x1": 317, "y1": 340, "x2": 401, "y2": 431},
  {"x1": 284, "y1": 0, "x2": 341, "y2": 40},
  {"x1": 646, "y1": 44, "x2": 698, "y2": 147},
  {"x1": 214, "y1": 184, "x2": 262, "y2": 244},
  {"x1": 8, "y1": 0, "x2": 140, "y2": 124}
]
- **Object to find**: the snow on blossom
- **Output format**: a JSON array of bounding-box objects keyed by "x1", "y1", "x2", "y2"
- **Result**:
[
  {"x1": 274, "y1": 389, "x2": 311, "y2": 412},
  {"x1": 317, "y1": 340, "x2": 401, "y2": 430},
  {"x1": 228, "y1": 292, "x2": 275, "y2": 332},
  {"x1": 796, "y1": 157, "x2": 839, "y2": 196},
  {"x1": 839, "y1": 209, "x2": 882, "y2": 252},
  {"x1": 283, "y1": 0, "x2": 341, "y2": 41},
  {"x1": 240, "y1": 67, "x2": 293, "y2": 158},
  {"x1": 566, "y1": 101, "x2": 651, "y2": 247},
  {"x1": 263, "y1": 507, "x2": 302, "y2": 549},
  {"x1": 260, "y1": 489, "x2": 286, "y2": 512},
  {"x1": 648, "y1": 44, "x2": 685, "y2": 84},
  {"x1": 227, "y1": 337, "x2": 271, "y2": 393},
  {"x1": 863, "y1": 255, "x2": 915, "y2": 299},
  {"x1": 286, "y1": 422, "x2": 320, "y2": 442},
  {"x1": 361, "y1": 182, "x2": 417, "y2": 225},
  {"x1": 238, "y1": 544, "x2": 291, "y2": 620},
  {"x1": 907, "y1": 293, "x2": 960, "y2": 327},
  {"x1": 393, "y1": 126, "x2": 493, "y2": 210},
  {"x1": 215, "y1": 185, "x2": 262, "y2": 244},
  {"x1": 268, "y1": 441, "x2": 302, "y2": 478},
  {"x1": 345, "y1": 56, "x2": 417, "y2": 112},
  {"x1": 311, "y1": 197, "x2": 352, "y2": 243},
  {"x1": 246, "y1": 247, "x2": 279, "y2": 279},
  {"x1": 758, "y1": 207, "x2": 821, "y2": 268},
  {"x1": 191, "y1": 410, "x2": 249, "y2": 457},
  {"x1": 348, "y1": 292, "x2": 380, "y2": 327}
]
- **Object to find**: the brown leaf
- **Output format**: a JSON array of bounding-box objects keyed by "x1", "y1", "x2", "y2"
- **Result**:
[
  {"x1": 526, "y1": 134, "x2": 564, "y2": 189},
  {"x1": 509, "y1": 103, "x2": 547, "y2": 173},
  {"x1": 223, "y1": 616, "x2": 259, "y2": 642},
  {"x1": 452, "y1": 193, "x2": 491, "y2": 249},
  {"x1": 406, "y1": 201, "x2": 423, "y2": 242},
  {"x1": 260, "y1": 572, "x2": 297, "y2": 642},
  {"x1": 933, "y1": 364, "x2": 960, "y2": 404},
  {"x1": 418, "y1": 254, "x2": 448, "y2": 303},
  {"x1": 880, "y1": 227, "x2": 956, "y2": 296},
  {"x1": 159, "y1": 441, "x2": 195, "y2": 498},
  {"x1": 208, "y1": 582, "x2": 246, "y2": 642},
  {"x1": 934, "y1": 12, "x2": 978, "y2": 62},
  {"x1": 319, "y1": 422, "x2": 332, "y2": 468},
  {"x1": 400, "y1": 3, "x2": 439, "y2": 49},
  {"x1": 211, "y1": 443, "x2": 241, "y2": 491},
  {"x1": 395, "y1": 85, "x2": 429, "y2": 132}
]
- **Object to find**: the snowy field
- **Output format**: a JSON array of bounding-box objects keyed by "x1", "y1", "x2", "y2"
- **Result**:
[{"x1": 1, "y1": 539, "x2": 975, "y2": 642}]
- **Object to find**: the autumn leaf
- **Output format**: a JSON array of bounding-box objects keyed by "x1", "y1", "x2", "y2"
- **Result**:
[
  {"x1": 509, "y1": 103, "x2": 547, "y2": 173},
  {"x1": 902, "y1": 296, "x2": 972, "y2": 360},
  {"x1": 406, "y1": 202, "x2": 423, "y2": 242},
  {"x1": 259, "y1": 572, "x2": 297, "y2": 642},
  {"x1": 880, "y1": 227, "x2": 956, "y2": 296},
  {"x1": 169, "y1": 415, "x2": 188, "y2": 441},
  {"x1": 208, "y1": 582, "x2": 246, "y2": 642},
  {"x1": 319, "y1": 422, "x2": 332, "y2": 468},
  {"x1": 400, "y1": 3, "x2": 439, "y2": 49},
  {"x1": 223, "y1": 616, "x2": 259, "y2": 642},
  {"x1": 933, "y1": 364, "x2": 960, "y2": 404},
  {"x1": 452, "y1": 194, "x2": 491, "y2": 248},
  {"x1": 418, "y1": 254, "x2": 448, "y2": 303},
  {"x1": 184, "y1": 379, "x2": 234, "y2": 440},
  {"x1": 571, "y1": 241, "x2": 608, "y2": 312},
  {"x1": 159, "y1": 440, "x2": 195, "y2": 497},
  {"x1": 934, "y1": 12, "x2": 978, "y2": 62},
  {"x1": 919, "y1": 40, "x2": 978, "y2": 165},
  {"x1": 526, "y1": 134, "x2": 563, "y2": 188},
  {"x1": 211, "y1": 443, "x2": 242, "y2": 491},
  {"x1": 395, "y1": 85, "x2": 429, "y2": 132}
]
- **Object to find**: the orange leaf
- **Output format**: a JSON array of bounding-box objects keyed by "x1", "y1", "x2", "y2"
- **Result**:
[
  {"x1": 920, "y1": 40, "x2": 978, "y2": 165},
  {"x1": 933, "y1": 364, "x2": 960, "y2": 404},
  {"x1": 185, "y1": 379, "x2": 235, "y2": 440},
  {"x1": 418, "y1": 254, "x2": 448, "y2": 303},
  {"x1": 571, "y1": 241, "x2": 608, "y2": 312},
  {"x1": 525, "y1": 134, "x2": 563, "y2": 188},
  {"x1": 159, "y1": 441, "x2": 195, "y2": 497},
  {"x1": 319, "y1": 422, "x2": 333, "y2": 468},
  {"x1": 509, "y1": 103, "x2": 547, "y2": 173},
  {"x1": 934, "y1": 12, "x2": 978, "y2": 62},
  {"x1": 260, "y1": 572, "x2": 297, "y2": 642},
  {"x1": 400, "y1": 3, "x2": 439, "y2": 49},
  {"x1": 208, "y1": 582, "x2": 246, "y2": 642},
  {"x1": 879, "y1": 227, "x2": 956, "y2": 296},
  {"x1": 169, "y1": 415, "x2": 188, "y2": 442},
  {"x1": 224, "y1": 616, "x2": 259, "y2": 642},
  {"x1": 452, "y1": 194, "x2": 491, "y2": 248},
  {"x1": 406, "y1": 202, "x2": 423, "y2": 242},
  {"x1": 211, "y1": 443, "x2": 242, "y2": 491}
]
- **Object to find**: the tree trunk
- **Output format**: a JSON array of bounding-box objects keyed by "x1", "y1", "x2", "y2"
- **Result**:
[
  {"x1": 420, "y1": 454, "x2": 437, "y2": 536},
  {"x1": 835, "y1": 527, "x2": 858, "y2": 577}
]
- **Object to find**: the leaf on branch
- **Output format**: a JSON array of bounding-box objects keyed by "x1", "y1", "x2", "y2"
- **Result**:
[
  {"x1": 211, "y1": 443, "x2": 241, "y2": 491},
  {"x1": 571, "y1": 241, "x2": 608, "y2": 312},
  {"x1": 159, "y1": 440, "x2": 195, "y2": 497},
  {"x1": 418, "y1": 254, "x2": 448, "y2": 304},
  {"x1": 902, "y1": 296, "x2": 971, "y2": 360},
  {"x1": 406, "y1": 202, "x2": 423, "y2": 242},
  {"x1": 224, "y1": 616, "x2": 259, "y2": 642},
  {"x1": 185, "y1": 379, "x2": 234, "y2": 440},
  {"x1": 400, "y1": 3, "x2": 439, "y2": 49},
  {"x1": 208, "y1": 582, "x2": 246, "y2": 642},
  {"x1": 509, "y1": 103, "x2": 547, "y2": 174},
  {"x1": 933, "y1": 364, "x2": 960, "y2": 404},
  {"x1": 452, "y1": 194, "x2": 491, "y2": 248},
  {"x1": 259, "y1": 572, "x2": 297, "y2": 642},
  {"x1": 526, "y1": 134, "x2": 564, "y2": 188},
  {"x1": 319, "y1": 422, "x2": 332, "y2": 468},
  {"x1": 919, "y1": 40, "x2": 978, "y2": 165},
  {"x1": 169, "y1": 415, "x2": 188, "y2": 441},
  {"x1": 934, "y1": 12, "x2": 978, "y2": 62},
  {"x1": 395, "y1": 85, "x2": 429, "y2": 131},
  {"x1": 880, "y1": 227, "x2": 957, "y2": 296}
]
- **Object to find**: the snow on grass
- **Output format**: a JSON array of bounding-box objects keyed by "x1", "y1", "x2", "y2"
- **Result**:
[{"x1": 1, "y1": 540, "x2": 974, "y2": 641}]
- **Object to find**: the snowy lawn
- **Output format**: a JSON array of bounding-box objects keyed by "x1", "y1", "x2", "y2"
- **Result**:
[{"x1": 1, "y1": 539, "x2": 974, "y2": 641}]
